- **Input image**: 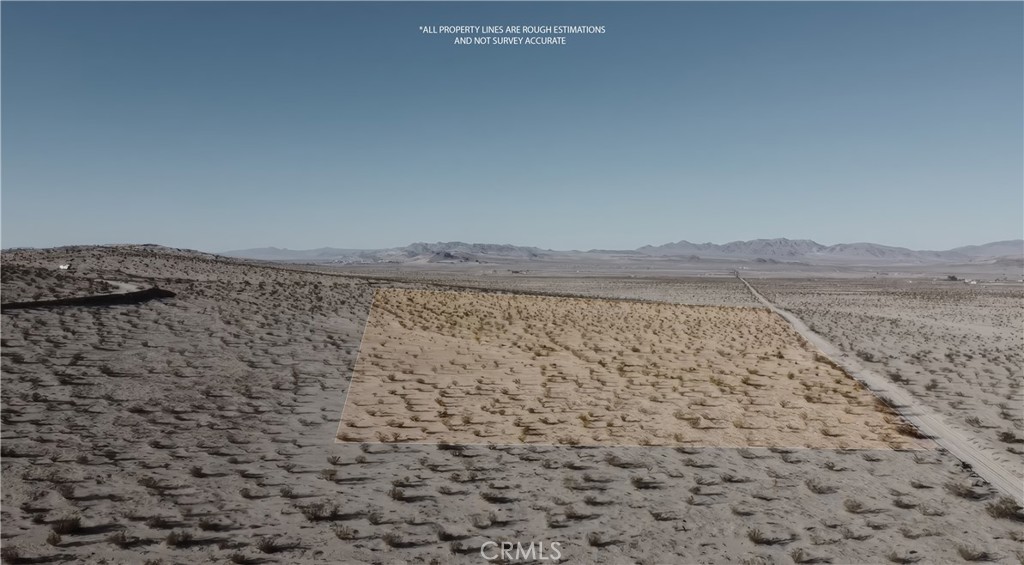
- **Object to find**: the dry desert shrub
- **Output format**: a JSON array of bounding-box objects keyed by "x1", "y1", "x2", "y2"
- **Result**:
[
  {"x1": 888, "y1": 371, "x2": 912, "y2": 385},
  {"x1": 917, "y1": 502, "x2": 946, "y2": 517},
  {"x1": 586, "y1": 531, "x2": 621, "y2": 547},
  {"x1": 822, "y1": 461, "x2": 849, "y2": 472},
  {"x1": 367, "y1": 511, "x2": 394, "y2": 525},
  {"x1": 333, "y1": 525, "x2": 359, "y2": 540},
  {"x1": 50, "y1": 515, "x2": 82, "y2": 535},
  {"x1": 805, "y1": 479, "x2": 838, "y2": 494},
  {"x1": 144, "y1": 515, "x2": 176, "y2": 529},
  {"x1": 564, "y1": 506, "x2": 600, "y2": 521},
  {"x1": 239, "y1": 487, "x2": 270, "y2": 500},
  {"x1": 197, "y1": 518, "x2": 230, "y2": 532},
  {"x1": 731, "y1": 504, "x2": 757, "y2": 517},
  {"x1": 630, "y1": 476, "x2": 665, "y2": 489},
  {"x1": 381, "y1": 532, "x2": 430, "y2": 549},
  {"x1": 887, "y1": 550, "x2": 923, "y2": 564},
  {"x1": 790, "y1": 548, "x2": 832, "y2": 564},
  {"x1": 986, "y1": 497, "x2": 1024, "y2": 521},
  {"x1": 390, "y1": 487, "x2": 435, "y2": 502},
  {"x1": 843, "y1": 499, "x2": 887, "y2": 514},
  {"x1": 480, "y1": 491, "x2": 517, "y2": 503},
  {"x1": 436, "y1": 525, "x2": 469, "y2": 542},
  {"x1": 739, "y1": 555, "x2": 776, "y2": 565},
  {"x1": 437, "y1": 485, "x2": 469, "y2": 496},
  {"x1": 0, "y1": 546, "x2": 24, "y2": 564},
  {"x1": 137, "y1": 476, "x2": 162, "y2": 490},
  {"x1": 164, "y1": 529, "x2": 193, "y2": 548},
  {"x1": 107, "y1": 530, "x2": 136, "y2": 548},
  {"x1": 893, "y1": 422, "x2": 932, "y2": 439},
  {"x1": 892, "y1": 497, "x2": 918, "y2": 509},
  {"x1": 298, "y1": 501, "x2": 356, "y2": 522},
  {"x1": 955, "y1": 544, "x2": 998, "y2": 562},
  {"x1": 944, "y1": 481, "x2": 992, "y2": 501},
  {"x1": 255, "y1": 536, "x2": 293, "y2": 554},
  {"x1": 997, "y1": 431, "x2": 1024, "y2": 444},
  {"x1": 747, "y1": 528, "x2": 796, "y2": 545},
  {"x1": 840, "y1": 527, "x2": 872, "y2": 541}
]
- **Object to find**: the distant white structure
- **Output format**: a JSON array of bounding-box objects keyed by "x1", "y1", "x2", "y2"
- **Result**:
[{"x1": 58, "y1": 264, "x2": 71, "y2": 270}]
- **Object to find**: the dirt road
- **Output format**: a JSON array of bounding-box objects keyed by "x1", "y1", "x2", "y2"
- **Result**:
[{"x1": 739, "y1": 275, "x2": 1023, "y2": 503}]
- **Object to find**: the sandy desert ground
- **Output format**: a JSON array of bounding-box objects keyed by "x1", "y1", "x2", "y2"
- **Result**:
[
  {"x1": 342, "y1": 288, "x2": 928, "y2": 450},
  {"x1": 1, "y1": 246, "x2": 1022, "y2": 564},
  {"x1": 327, "y1": 269, "x2": 763, "y2": 309}
]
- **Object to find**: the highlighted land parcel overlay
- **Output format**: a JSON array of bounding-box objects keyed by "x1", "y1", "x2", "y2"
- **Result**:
[{"x1": 338, "y1": 289, "x2": 931, "y2": 449}]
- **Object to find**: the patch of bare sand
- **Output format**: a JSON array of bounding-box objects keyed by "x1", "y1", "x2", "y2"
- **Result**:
[{"x1": 339, "y1": 289, "x2": 931, "y2": 449}]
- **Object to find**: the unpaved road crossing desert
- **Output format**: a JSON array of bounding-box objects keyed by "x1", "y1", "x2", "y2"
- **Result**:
[{"x1": 740, "y1": 275, "x2": 1024, "y2": 503}]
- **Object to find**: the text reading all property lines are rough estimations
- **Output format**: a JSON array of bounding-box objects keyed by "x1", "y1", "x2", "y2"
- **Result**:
[{"x1": 423, "y1": 25, "x2": 606, "y2": 34}]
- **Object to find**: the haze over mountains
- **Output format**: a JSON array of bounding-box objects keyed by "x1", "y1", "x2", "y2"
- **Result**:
[{"x1": 223, "y1": 238, "x2": 1023, "y2": 266}]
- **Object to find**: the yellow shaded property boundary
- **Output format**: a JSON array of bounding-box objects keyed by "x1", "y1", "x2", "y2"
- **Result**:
[{"x1": 338, "y1": 288, "x2": 932, "y2": 449}]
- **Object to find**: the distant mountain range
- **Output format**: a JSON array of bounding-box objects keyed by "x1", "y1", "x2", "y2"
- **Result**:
[
  {"x1": 634, "y1": 238, "x2": 1023, "y2": 263},
  {"x1": 223, "y1": 242, "x2": 548, "y2": 264},
  {"x1": 222, "y1": 238, "x2": 1023, "y2": 266}
]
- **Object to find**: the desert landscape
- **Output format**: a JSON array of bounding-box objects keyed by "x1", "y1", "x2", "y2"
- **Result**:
[
  {"x1": 341, "y1": 288, "x2": 929, "y2": 450},
  {"x1": 4, "y1": 0, "x2": 1022, "y2": 561},
  {"x1": 1, "y1": 244, "x2": 1022, "y2": 564}
]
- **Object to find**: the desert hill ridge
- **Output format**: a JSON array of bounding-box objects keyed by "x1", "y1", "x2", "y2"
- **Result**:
[{"x1": 222, "y1": 238, "x2": 1022, "y2": 265}]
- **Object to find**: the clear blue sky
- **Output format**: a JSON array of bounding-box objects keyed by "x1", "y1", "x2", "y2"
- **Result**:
[{"x1": 3, "y1": 2, "x2": 1021, "y2": 252}]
